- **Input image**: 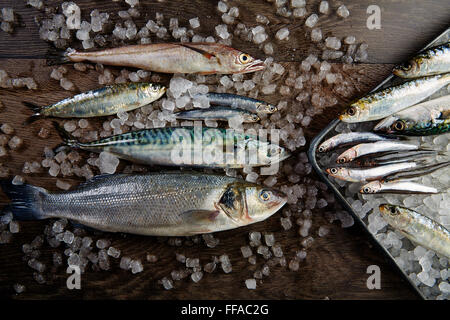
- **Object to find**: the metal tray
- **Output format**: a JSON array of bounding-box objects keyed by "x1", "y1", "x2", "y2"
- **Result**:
[{"x1": 308, "y1": 27, "x2": 450, "y2": 300}]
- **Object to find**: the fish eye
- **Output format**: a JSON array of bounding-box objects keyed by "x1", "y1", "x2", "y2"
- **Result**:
[
  {"x1": 392, "y1": 120, "x2": 405, "y2": 131},
  {"x1": 338, "y1": 157, "x2": 347, "y2": 163},
  {"x1": 251, "y1": 114, "x2": 260, "y2": 122},
  {"x1": 363, "y1": 187, "x2": 371, "y2": 193},
  {"x1": 318, "y1": 146, "x2": 325, "y2": 152},
  {"x1": 401, "y1": 63, "x2": 412, "y2": 71},
  {"x1": 330, "y1": 168, "x2": 338, "y2": 174},
  {"x1": 267, "y1": 105, "x2": 277, "y2": 112},
  {"x1": 268, "y1": 146, "x2": 280, "y2": 156},
  {"x1": 239, "y1": 53, "x2": 251, "y2": 64},
  {"x1": 346, "y1": 107, "x2": 356, "y2": 116},
  {"x1": 259, "y1": 190, "x2": 271, "y2": 202},
  {"x1": 389, "y1": 207, "x2": 397, "y2": 215}
]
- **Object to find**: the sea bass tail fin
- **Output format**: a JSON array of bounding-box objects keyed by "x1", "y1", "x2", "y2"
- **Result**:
[
  {"x1": 22, "y1": 101, "x2": 44, "y2": 125},
  {"x1": 0, "y1": 180, "x2": 47, "y2": 220},
  {"x1": 52, "y1": 121, "x2": 81, "y2": 152}
]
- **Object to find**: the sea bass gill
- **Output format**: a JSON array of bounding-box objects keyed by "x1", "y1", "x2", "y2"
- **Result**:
[
  {"x1": 54, "y1": 43, "x2": 265, "y2": 75},
  {"x1": 0, "y1": 173, "x2": 287, "y2": 236}
]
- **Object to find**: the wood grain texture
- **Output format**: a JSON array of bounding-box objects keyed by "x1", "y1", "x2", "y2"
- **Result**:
[{"x1": 0, "y1": 0, "x2": 447, "y2": 300}]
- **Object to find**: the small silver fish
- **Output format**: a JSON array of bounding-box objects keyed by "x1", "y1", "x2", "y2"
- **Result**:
[
  {"x1": 174, "y1": 106, "x2": 260, "y2": 123},
  {"x1": 393, "y1": 42, "x2": 450, "y2": 78},
  {"x1": 339, "y1": 74, "x2": 450, "y2": 123},
  {"x1": 336, "y1": 141, "x2": 421, "y2": 163},
  {"x1": 317, "y1": 132, "x2": 399, "y2": 153},
  {"x1": 360, "y1": 180, "x2": 438, "y2": 194},
  {"x1": 23, "y1": 83, "x2": 166, "y2": 124},
  {"x1": 198, "y1": 92, "x2": 277, "y2": 114},
  {"x1": 379, "y1": 204, "x2": 450, "y2": 258},
  {"x1": 1, "y1": 173, "x2": 287, "y2": 236},
  {"x1": 326, "y1": 162, "x2": 419, "y2": 182}
]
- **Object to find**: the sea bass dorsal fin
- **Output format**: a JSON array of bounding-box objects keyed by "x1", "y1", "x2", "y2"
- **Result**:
[
  {"x1": 179, "y1": 43, "x2": 216, "y2": 60},
  {"x1": 183, "y1": 210, "x2": 220, "y2": 224}
]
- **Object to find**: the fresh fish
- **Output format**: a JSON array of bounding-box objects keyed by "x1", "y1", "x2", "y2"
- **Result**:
[
  {"x1": 360, "y1": 180, "x2": 438, "y2": 194},
  {"x1": 355, "y1": 150, "x2": 439, "y2": 167},
  {"x1": 379, "y1": 204, "x2": 450, "y2": 258},
  {"x1": 55, "y1": 124, "x2": 291, "y2": 168},
  {"x1": 336, "y1": 141, "x2": 421, "y2": 163},
  {"x1": 317, "y1": 132, "x2": 400, "y2": 153},
  {"x1": 23, "y1": 83, "x2": 165, "y2": 124},
  {"x1": 51, "y1": 43, "x2": 265, "y2": 74},
  {"x1": 198, "y1": 92, "x2": 277, "y2": 114},
  {"x1": 326, "y1": 162, "x2": 420, "y2": 182},
  {"x1": 339, "y1": 74, "x2": 450, "y2": 123},
  {"x1": 393, "y1": 42, "x2": 450, "y2": 78},
  {"x1": 374, "y1": 95, "x2": 450, "y2": 136},
  {"x1": 174, "y1": 106, "x2": 260, "y2": 123},
  {"x1": 0, "y1": 173, "x2": 287, "y2": 236}
]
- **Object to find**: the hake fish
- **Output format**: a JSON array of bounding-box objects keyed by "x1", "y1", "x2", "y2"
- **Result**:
[
  {"x1": 374, "y1": 95, "x2": 450, "y2": 136},
  {"x1": 0, "y1": 173, "x2": 287, "y2": 236},
  {"x1": 52, "y1": 43, "x2": 265, "y2": 75},
  {"x1": 174, "y1": 106, "x2": 260, "y2": 123},
  {"x1": 393, "y1": 42, "x2": 450, "y2": 79},
  {"x1": 317, "y1": 132, "x2": 401, "y2": 153},
  {"x1": 379, "y1": 204, "x2": 450, "y2": 258},
  {"x1": 55, "y1": 125, "x2": 291, "y2": 168},
  {"x1": 360, "y1": 180, "x2": 438, "y2": 194},
  {"x1": 23, "y1": 83, "x2": 166, "y2": 124},
  {"x1": 198, "y1": 93, "x2": 277, "y2": 114},
  {"x1": 339, "y1": 74, "x2": 450, "y2": 123}
]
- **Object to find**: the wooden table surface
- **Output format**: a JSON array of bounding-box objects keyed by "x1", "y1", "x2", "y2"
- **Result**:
[{"x1": 0, "y1": 0, "x2": 448, "y2": 300}]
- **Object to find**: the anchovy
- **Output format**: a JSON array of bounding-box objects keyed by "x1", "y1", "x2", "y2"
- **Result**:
[
  {"x1": 174, "y1": 106, "x2": 260, "y2": 123},
  {"x1": 50, "y1": 43, "x2": 265, "y2": 75},
  {"x1": 198, "y1": 92, "x2": 277, "y2": 114},
  {"x1": 54, "y1": 124, "x2": 291, "y2": 168},
  {"x1": 355, "y1": 150, "x2": 440, "y2": 167},
  {"x1": 339, "y1": 74, "x2": 450, "y2": 123},
  {"x1": 326, "y1": 162, "x2": 420, "y2": 182},
  {"x1": 0, "y1": 173, "x2": 287, "y2": 236},
  {"x1": 23, "y1": 83, "x2": 166, "y2": 124},
  {"x1": 383, "y1": 161, "x2": 450, "y2": 181},
  {"x1": 336, "y1": 141, "x2": 421, "y2": 163},
  {"x1": 374, "y1": 95, "x2": 450, "y2": 136},
  {"x1": 379, "y1": 204, "x2": 450, "y2": 258},
  {"x1": 317, "y1": 132, "x2": 401, "y2": 153},
  {"x1": 393, "y1": 42, "x2": 450, "y2": 78},
  {"x1": 360, "y1": 180, "x2": 438, "y2": 194}
]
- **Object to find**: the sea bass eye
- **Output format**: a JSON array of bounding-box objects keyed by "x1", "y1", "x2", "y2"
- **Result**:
[
  {"x1": 259, "y1": 190, "x2": 271, "y2": 201},
  {"x1": 239, "y1": 53, "x2": 251, "y2": 64}
]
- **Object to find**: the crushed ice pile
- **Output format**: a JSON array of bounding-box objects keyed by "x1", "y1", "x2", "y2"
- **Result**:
[
  {"x1": 0, "y1": 0, "x2": 390, "y2": 296},
  {"x1": 317, "y1": 82, "x2": 450, "y2": 299}
]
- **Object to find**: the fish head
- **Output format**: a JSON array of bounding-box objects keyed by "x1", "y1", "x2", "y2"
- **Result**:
[
  {"x1": 360, "y1": 181, "x2": 382, "y2": 194},
  {"x1": 257, "y1": 143, "x2": 291, "y2": 165},
  {"x1": 243, "y1": 185, "x2": 287, "y2": 223},
  {"x1": 378, "y1": 204, "x2": 411, "y2": 229},
  {"x1": 373, "y1": 116, "x2": 397, "y2": 132},
  {"x1": 243, "y1": 113, "x2": 261, "y2": 123},
  {"x1": 339, "y1": 101, "x2": 367, "y2": 123},
  {"x1": 326, "y1": 167, "x2": 350, "y2": 181},
  {"x1": 336, "y1": 148, "x2": 356, "y2": 163},
  {"x1": 143, "y1": 83, "x2": 166, "y2": 99},
  {"x1": 218, "y1": 46, "x2": 265, "y2": 74},
  {"x1": 317, "y1": 140, "x2": 333, "y2": 153},
  {"x1": 392, "y1": 60, "x2": 419, "y2": 78},
  {"x1": 255, "y1": 102, "x2": 278, "y2": 114}
]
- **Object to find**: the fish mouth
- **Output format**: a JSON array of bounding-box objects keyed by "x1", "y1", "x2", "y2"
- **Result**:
[{"x1": 242, "y1": 59, "x2": 265, "y2": 73}]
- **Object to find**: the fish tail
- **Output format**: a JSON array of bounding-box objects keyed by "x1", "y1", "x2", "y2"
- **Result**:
[
  {"x1": 46, "y1": 47, "x2": 72, "y2": 66},
  {"x1": 22, "y1": 101, "x2": 44, "y2": 125},
  {"x1": 0, "y1": 180, "x2": 47, "y2": 220},
  {"x1": 52, "y1": 121, "x2": 81, "y2": 151}
]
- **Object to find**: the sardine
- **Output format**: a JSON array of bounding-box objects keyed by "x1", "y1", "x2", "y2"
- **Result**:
[
  {"x1": 379, "y1": 204, "x2": 450, "y2": 258},
  {"x1": 198, "y1": 92, "x2": 277, "y2": 114},
  {"x1": 52, "y1": 43, "x2": 265, "y2": 75},
  {"x1": 23, "y1": 83, "x2": 166, "y2": 124},
  {"x1": 0, "y1": 173, "x2": 287, "y2": 236},
  {"x1": 174, "y1": 106, "x2": 260, "y2": 123},
  {"x1": 326, "y1": 162, "x2": 419, "y2": 182},
  {"x1": 55, "y1": 124, "x2": 291, "y2": 168},
  {"x1": 360, "y1": 180, "x2": 438, "y2": 194},
  {"x1": 317, "y1": 132, "x2": 400, "y2": 153},
  {"x1": 339, "y1": 74, "x2": 450, "y2": 123},
  {"x1": 374, "y1": 95, "x2": 450, "y2": 136},
  {"x1": 336, "y1": 141, "x2": 421, "y2": 163},
  {"x1": 393, "y1": 42, "x2": 450, "y2": 78}
]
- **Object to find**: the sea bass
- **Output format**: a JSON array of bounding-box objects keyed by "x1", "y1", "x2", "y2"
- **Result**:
[
  {"x1": 23, "y1": 83, "x2": 165, "y2": 124},
  {"x1": 393, "y1": 42, "x2": 450, "y2": 78},
  {"x1": 379, "y1": 204, "x2": 450, "y2": 258},
  {"x1": 53, "y1": 43, "x2": 265, "y2": 75},
  {"x1": 55, "y1": 125, "x2": 291, "y2": 168},
  {"x1": 0, "y1": 173, "x2": 287, "y2": 236},
  {"x1": 339, "y1": 74, "x2": 450, "y2": 123},
  {"x1": 174, "y1": 106, "x2": 260, "y2": 123},
  {"x1": 374, "y1": 95, "x2": 450, "y2": 136}
]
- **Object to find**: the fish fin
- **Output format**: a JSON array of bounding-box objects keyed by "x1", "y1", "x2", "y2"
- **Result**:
[
  {"x1": 52, "y1": 121, "x2": 81, "y2": 151},
  {"x1": 46, "y1": 47, "x2": 71, "y2": 66},
  {"x1": 22, "y1": 101, "x2": 44, "y2": 125},
  {"x1": 179, "y1": 43, "x2": 217, "y2": 60},
  {"x1": 0, "y1": 180, "x2": 47, "y2": 221},
  {"x1": 183, "y1": 210, "x2": 220, "y2": 224}
]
